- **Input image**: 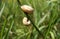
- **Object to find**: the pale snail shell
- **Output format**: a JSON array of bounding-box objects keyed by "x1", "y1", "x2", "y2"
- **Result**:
[
  {"x1": 22, "y1": 17, "x2": 31, "y2": 25},
  {"x1": 21, "y1": 5, "x2": 34, "y2": 13}
]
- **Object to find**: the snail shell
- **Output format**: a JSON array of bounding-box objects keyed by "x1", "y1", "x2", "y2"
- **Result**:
[
  {"x1": 21, "y1": 5, "x2": 34, "y2": 13},
  {"x1": 22, "y1": 17, "x2": 31, "y2": 25}
]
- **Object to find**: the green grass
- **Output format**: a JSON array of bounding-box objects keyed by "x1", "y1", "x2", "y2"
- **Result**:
[{"x1": 0, "y1": 0, "x2": 60, "y2": 39}]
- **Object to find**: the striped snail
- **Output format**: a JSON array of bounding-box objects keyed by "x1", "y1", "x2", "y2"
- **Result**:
[
  {"x1": 21, "y1": 5, "x2": 34, "y2": 13},
  {"x1": 22, "y1": 17, "x2": 31, "y2": 25}
]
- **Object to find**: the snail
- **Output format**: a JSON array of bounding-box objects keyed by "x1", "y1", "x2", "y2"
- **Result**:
[
  {"x1": 22, "y1": 17, "x2": 31, "y2": 25},
  {"x1": 21, "y1": 5, "x2": 34, "y2": 13}
]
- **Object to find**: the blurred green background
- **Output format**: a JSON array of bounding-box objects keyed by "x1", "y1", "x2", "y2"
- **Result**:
[{"x1": 0, "y1": 0, "x2": 60, "y2": 39}]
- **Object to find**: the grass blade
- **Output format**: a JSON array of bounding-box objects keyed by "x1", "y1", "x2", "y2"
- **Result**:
[
  {"x1": 50, "y1": 31, "x2": 55, "y2": 39},
  {"x1": 4, "y1": 20, "x2": 14, "y2": 39},
  {"x1": 37, "y1": 13, "x2": 49, "y2": 26},
  {"x1": 0, "y1": 3, "x2": 5, "y2": 17}
]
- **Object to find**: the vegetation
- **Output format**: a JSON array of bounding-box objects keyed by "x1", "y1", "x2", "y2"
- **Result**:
[{"x1": 0, "y1": 0, "x2": 60, "y2": 39}]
